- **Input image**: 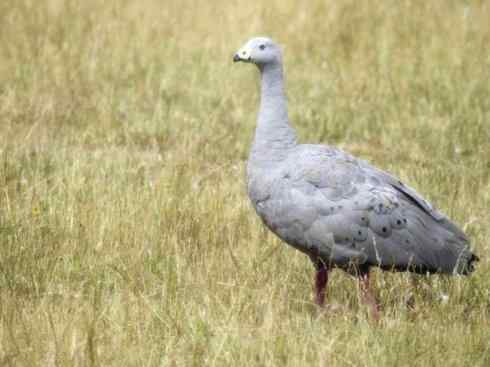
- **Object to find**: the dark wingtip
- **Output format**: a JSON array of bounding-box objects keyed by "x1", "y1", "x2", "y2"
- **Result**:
[{"x1": 461, "y1": 253, "x2": 479, "y2": 275}]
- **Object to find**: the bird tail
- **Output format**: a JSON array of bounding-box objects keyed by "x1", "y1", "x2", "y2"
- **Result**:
[{"x1": 457, "y1": 252, "x2": 479, "y2": 275}]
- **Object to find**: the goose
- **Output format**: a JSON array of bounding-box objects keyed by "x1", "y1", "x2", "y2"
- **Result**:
[{"x1": 233, "y1": 37, "x2": 478, "y2": 318}]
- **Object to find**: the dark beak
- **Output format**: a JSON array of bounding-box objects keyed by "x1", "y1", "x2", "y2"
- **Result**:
[{"x1": 233, "y1": 54, "x2": 241, "y2": 63}]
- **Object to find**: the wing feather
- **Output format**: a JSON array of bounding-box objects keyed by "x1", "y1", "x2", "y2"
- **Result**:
[{"x1": 283, "y1": 145, "x2": 475, "y2": 274}]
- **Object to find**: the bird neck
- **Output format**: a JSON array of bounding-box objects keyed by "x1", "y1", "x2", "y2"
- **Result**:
[{"x1": 250, "y1": 62, "x2": 297, "y2": 165}]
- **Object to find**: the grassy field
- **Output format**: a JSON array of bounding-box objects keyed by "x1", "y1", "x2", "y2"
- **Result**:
[{"x1": 0, "y1": 0, "x2": 489, "y2": 366}]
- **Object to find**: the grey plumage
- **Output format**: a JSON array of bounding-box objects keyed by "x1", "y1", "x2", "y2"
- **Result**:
[{"x1": 234, "y1": 37, "x2": 478, "y2": 280}]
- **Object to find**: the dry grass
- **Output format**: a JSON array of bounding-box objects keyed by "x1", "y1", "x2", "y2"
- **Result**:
[{"x1": 0, "y1": 1, "x2": 489, "y2": 366}]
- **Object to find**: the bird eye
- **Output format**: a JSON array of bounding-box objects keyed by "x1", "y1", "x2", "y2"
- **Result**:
[{"x1": 259, "y1": 44, "x2": 266, "y2": 50}]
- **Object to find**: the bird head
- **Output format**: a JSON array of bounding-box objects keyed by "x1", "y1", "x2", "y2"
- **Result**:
[{"x1": 233, "y1": 37, "x2": 282, "y2": 67}]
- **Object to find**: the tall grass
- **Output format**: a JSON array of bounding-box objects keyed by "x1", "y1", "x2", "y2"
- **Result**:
[{"x1": 0, "y1": 1, "x2": 489, "y2": 366}]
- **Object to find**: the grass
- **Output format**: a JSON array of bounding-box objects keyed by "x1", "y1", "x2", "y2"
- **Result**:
[{"x1": 0, "y1": 0, "x2": 489, "y2": 366}]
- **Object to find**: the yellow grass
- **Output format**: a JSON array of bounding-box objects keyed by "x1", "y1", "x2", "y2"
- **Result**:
[{"x1": 0, "y1": 1, "x2": 489, "y2": 366}]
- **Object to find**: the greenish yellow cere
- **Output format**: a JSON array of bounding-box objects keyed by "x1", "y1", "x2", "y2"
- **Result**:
[{"x1": 0, "y1": 1, "x2": 489, "y2": 366}]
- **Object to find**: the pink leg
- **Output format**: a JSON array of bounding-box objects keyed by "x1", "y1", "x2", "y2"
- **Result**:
[
  {"x1": 359, "y1": 272, "x2": 380, "y2": 321},
  {"x1": 315, "y1": 267, "x2": 329, "y2": 306}
]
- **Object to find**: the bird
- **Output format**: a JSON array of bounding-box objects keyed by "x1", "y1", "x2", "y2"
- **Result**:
[{"x1": 233, "y1": 36, "x2": 478, "y2": 319}]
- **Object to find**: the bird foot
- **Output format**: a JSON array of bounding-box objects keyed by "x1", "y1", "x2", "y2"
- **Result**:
[{"x1": 314, "y1": 267, "x2": 329, "y2": 306}]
